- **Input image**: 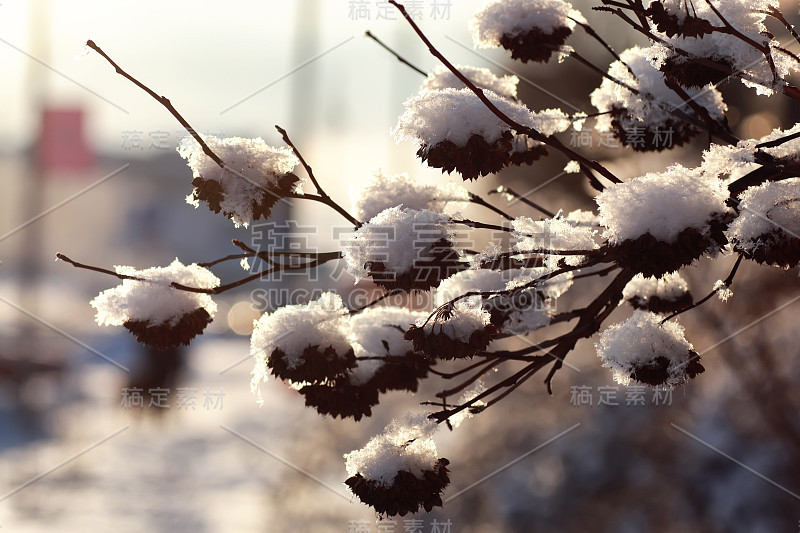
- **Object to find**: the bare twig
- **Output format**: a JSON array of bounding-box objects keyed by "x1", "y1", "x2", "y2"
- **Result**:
[
  {"x1": 86, "y1": 40, "x2": 224, "y2": 168},
  {"x1": 364, "y1": 30, "x2": 428, "y2": 76}
]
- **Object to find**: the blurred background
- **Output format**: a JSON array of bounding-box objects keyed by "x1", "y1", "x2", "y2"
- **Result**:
[{"x1": 1, "y1": 0, "x2": 800, "y2": 531}]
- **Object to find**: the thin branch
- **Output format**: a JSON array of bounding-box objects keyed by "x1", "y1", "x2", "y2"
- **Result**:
[
  {"x1": 349, "y1": 289, "x2": 405, "y2": 314},
  {"x1": 56, "y1": 253, "x2": 142, "y2": 281},
  {"x1": 59, "y1": 252, "x2": 343, "y2": 296},
  {"x1": 86, "y1": 40, "x2": 224, "y2": 168},
  {"x1": 567, "y1": 49, "x2": 640, "y2": 95},
  {"x1": 468, "y1": 192, "x2": 515, "y2": 221},
  {"x1": 489, "y1": 186, "x2": 556, "y2": 218},
  {"x1": 455, "y1": 219, "x2": 514, "y2": 233},
  {"x1": 765, "y1": 7, "x2": 800, "y2": 48},
  {"x1": 275, "y1": 125, "x2": 363, "y2": 229},
  {"x1": 364, "y1": 30, "x2": 428, "y2": 76},
  {"x1": 570, "y1": 17, "x2": 634, "y2": 76},
  {"x1": 661, "y1": 254, "x2": 744, "y2": 323}
]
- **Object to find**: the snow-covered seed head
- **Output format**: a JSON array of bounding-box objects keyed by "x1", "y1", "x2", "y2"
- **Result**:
[
  {"x1": 644, "y1": 0, "x2": 794, "y2": 95},
  {"x1": 596, "y1": 311, "x2": 704, "y2": 388},
  {"x1": 596, "y1": 165, "x2": 730, "y2": 277},
  {"x1": 348, "y1": 307, "x2": 431, "y2": 392},
  {"x1": 404, "y1": 300, "x2": 496, "y2": 360},
  {"x1": 179, "y1": 136, "x2": 301, "y2": 227},
  {"x1": 392, "y1": 88, "x2": 538, "y2": 180},
  {"x1": 344, "y1": 414, "x2": 449, "y2": 516},
  {"x1": 591, "y1": 46, "x2": 727, "y2": 152},
  {"x1": 622, "y1": 272, "x2": 693, "y2": 314},
  {"x1": 90, "y1": 259, "x2": 220, "y2": 350},
  {"x1": 470, "y1": 0, "x2": 582, "y2": 63},
  {"x1": 727, "y1": 178, "x2": 800, "y2": 268},
  {"x1": 297, "y1": 307, "x2": 431, "y2": 421},
  {"x1": 250, "y1": 293, "x2": 355, "y2": 392},
  {"x1": 343, "y1": 207, "x2": 465, "y2": 292}
]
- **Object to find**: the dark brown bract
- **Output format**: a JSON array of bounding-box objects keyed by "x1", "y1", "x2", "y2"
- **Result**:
[
  {"x1": 405, "y1": 322, "x2": 496, "y2": 360},
  {"x1": 498, "y1": 26, "x2": 572, "y2": 63},
  {"x1": 609, "y1": 106, "x2": 699, "y2": 152},
  {"x1": 628, "y1": 291, "x2": 694, "y2": 314},
  {"x1": 267, "y1": 344, "x2": 356, "y2": 383},
  {"x1": 345, "y1": 458, "x2": 450, "y2": 517},
  {"x1": 418, "y1": 131, "x2": 514, "y2": 180},
  {"x1": 630, "y1": 350, "x2": 705, "y2": 386},
  {"x1": 190, "y1": 171, "x2": 300, "y2": 223},
  {"x1": 645, "y1": 2, "x2": 715, "y2": 38},
  {"x1": 610, "y1": 218, "x2": 728, "y2": 278},
  {"x1": 733, "y1": 230, "x2": 800, "y2": 268},
  {"x1": 659, "y1": 53, "x2": 733, "y2": 89},
  {"x1": 124, "y1": 307, "x2": 212, "y2": 350}
]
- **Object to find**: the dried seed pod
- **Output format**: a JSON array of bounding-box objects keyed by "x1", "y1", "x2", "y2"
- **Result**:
[
  {"x1": 124, "y1": 307, "x2": 213, "y2": 350},
  {"x1": 610, "y1": 218, "x2": 728, "y2": 278},
  {"x1": 267, "y1": 345, "x2": 356, "y2": 384},
  {"x1": 470, "y1": 0, "x2": 582, "y2": 63},
  {"x1": 344, "y1": 208, "x2": 466, "y2": 293},
  {"x1": 345, "y1": 459, "x2": 451, "y2": 517},
  {"x1": 645, "y1": 2, "x2": 714, "y2": 38},
  {"x1": 497, "y1": 25, "x2": 572, "y2": 63},
  {"x1": 404, "y1": 302, "x2": 497, "y2": 360},
  {"x1": 728, "y1": 180, "x2": 800, "y2": 269},
  {"x1": 418, "y1": 131, "x2": 515, "y2": 181},
  {"x1": 623, "y1": 272, "x2": 694, "y2": 314},
  {"x1": 596, "y1": 311, "x2": 704, "y2": 388}
]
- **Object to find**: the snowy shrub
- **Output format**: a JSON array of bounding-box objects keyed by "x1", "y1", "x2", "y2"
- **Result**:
[{"x1": 64, "y1": 1, "x2": 800, "y2": 516}]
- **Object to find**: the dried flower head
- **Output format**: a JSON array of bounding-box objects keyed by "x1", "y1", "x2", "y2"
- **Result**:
[
  {"x1": 179, "y1": 136, "x2": 301, "y2": 227},
  {"x1": 90, "y1": 259, "x2": 219, "y2": 350}
]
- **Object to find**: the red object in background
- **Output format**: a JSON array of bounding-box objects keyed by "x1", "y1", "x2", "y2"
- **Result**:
[{"x1": 36, "y1": 108, "x2": 93, "y2": 173}]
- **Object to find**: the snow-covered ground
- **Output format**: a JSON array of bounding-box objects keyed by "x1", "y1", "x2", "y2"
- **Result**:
[{"x1": 0, "y1": 336, "x2": 384, "y2": 533}]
